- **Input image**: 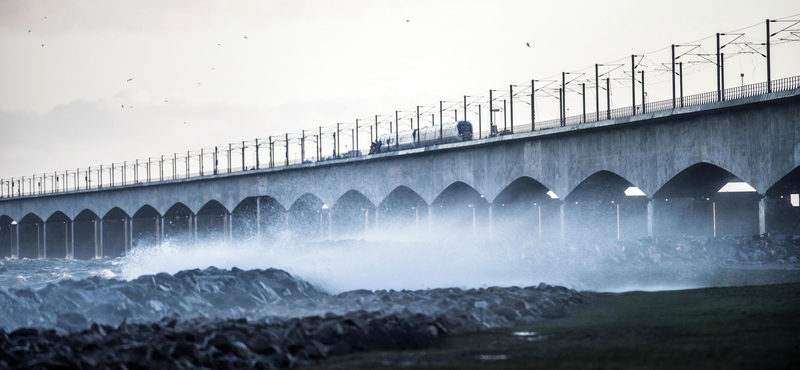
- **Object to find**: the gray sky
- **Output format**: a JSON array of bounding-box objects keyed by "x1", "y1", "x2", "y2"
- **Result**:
[{"x1": 1, "y1": 0, "x2": 798, "y2": 180}]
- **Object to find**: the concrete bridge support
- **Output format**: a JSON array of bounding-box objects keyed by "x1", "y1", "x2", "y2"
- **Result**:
[{"x1": 0, "y1": 216, "x2": 13, "y2": 258}]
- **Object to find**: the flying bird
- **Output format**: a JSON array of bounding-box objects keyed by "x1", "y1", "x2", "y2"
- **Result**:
[
  {"x1": 127, "y1": 78, "x2": 134, "y2": 82},
  {"x1": 28, "y1": 30, "x2": 31, "y2": 33},
  {"x1": 406, "y1": 20, "x2": 409, "y2": 22},
  {"x1": 41, "y1": 44, "x2": 44, "y2": 47},
  {"x1": 526, "y1": 43, "x2": 530, "y2": 47},
  {"x1": 243, "y1": 36, "x2": 248, "y2": 39},
  {"x1": 121, "y1": 105, "x2": 124, "y2": 108},
  {"x1": 217, "y1": 43, "x2": 221, "y2": 46},
  {"x1": 165, "y1": 100, "x2": 168, "y2": 103}
]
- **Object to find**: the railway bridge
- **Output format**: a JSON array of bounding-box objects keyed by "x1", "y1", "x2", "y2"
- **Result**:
[{"x1": 1, "y1": 86, "x2": 799, "y2": 259}]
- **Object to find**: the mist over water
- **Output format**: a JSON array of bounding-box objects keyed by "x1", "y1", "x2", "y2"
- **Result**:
[{"x1": 121, "y1": 238, "x2": 542, "y2": 294}]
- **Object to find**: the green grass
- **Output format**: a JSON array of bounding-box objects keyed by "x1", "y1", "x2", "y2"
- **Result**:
[{"x1": 311, "y1": 282, "x2": 800, "y2": 369}]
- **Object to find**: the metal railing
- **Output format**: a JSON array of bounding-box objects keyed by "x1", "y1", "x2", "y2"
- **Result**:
[{"x1": 2, "y1": 75, "x2": 799, "y2": 200}]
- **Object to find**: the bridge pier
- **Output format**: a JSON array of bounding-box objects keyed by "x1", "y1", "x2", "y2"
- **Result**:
[
  {"x1": 124, "y1": 216, "x2": 129, "y2": 255},
  {"x1": 559, "y1": 201, "x2": 566, "y2": 241},
  {"x1": 488, "y1": 204, "x2": 494, "y2": 238},
  {"x1": 69, "y1": 220, "x2": 74, "y2": 259},
  {"x1": 647, "y1": 200, "x2": 655, "y2": 237},
  {"x1": 759, "y1": 197, "x2": 768, "y2": 235},
  {"x1": 256, "y1": 198, "x2": 261, "y2": 243},
  {"x1": 97, "y1": 219, "x2": 103, "y2": 258},
  {"x1": 42, "y1": 222, "x2": 46, "y2": 259}
]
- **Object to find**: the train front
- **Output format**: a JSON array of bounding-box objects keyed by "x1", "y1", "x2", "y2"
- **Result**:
[{"x1": 457, "y1": 121, "x2": 473, "y2": 141}]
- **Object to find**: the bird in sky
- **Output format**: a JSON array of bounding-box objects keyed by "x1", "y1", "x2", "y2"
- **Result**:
[
  {"x1": 243, "y1": 36, "x2": 248, "y2": 39},
  {"x1": 406, "y1": 20, "x2": 409, "y2": 22},
  {"x1": 127, "y1": 78, "x2": 134, "y2": 82},
  {"x1": 526, "y1": 43, "x2": 530, "y2": 47},
  {"x1": 41, "y1": 44, "x2": 44, "y2": 47},
  {"x1": 217, "y1": 43, "x2": 221, "y2": 46},
  {"x1": 165, "y1": 100, "x2": 168, "y2": 103},
  {"x1": 28, "y1": 30, "x2": 31, "y2": 33},
  {"x1": 121, "y1": 105, "x2": 124, "y2": 108}
]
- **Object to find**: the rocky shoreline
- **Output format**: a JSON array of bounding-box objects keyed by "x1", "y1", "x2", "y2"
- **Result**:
[{"x1": 1, "y1": 269, "x2": 583, "y2": 369}]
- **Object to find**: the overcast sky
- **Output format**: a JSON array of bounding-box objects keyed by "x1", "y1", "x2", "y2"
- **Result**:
[{"x1": 1, "y1": 0, "x2": 798, "y2": 181}]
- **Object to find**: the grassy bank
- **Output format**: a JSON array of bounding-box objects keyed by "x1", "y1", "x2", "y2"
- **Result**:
[{"x1": 312, "y1": 282, "x2": 800, "y2": 369}]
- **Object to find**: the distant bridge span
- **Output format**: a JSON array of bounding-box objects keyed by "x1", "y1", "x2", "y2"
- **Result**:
[{"x1": 0, "y1": 88, "x2": 799, "y2": 258}]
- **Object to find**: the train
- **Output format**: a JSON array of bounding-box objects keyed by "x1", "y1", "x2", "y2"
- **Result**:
[{"x1": 369, "y1": 121, "x2": 474, "y2": 154}]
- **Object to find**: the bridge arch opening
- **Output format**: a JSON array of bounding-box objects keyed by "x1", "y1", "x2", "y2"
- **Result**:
[
  {"x1": 73, "y1": 210, "x2": 101, "y2": 260},
  {"x1": 196, "y1": 200, "x2": 230, "y2": 242},
  {"x1": 229, "y1": 196, "x2": 287, "y2": 242},
  {"x1": 652, "y1": 163, "x2": 759, "y2": 237},
  {"x1": 564, "y1": 171, "x2": 648, "y2": 241},
  {"x1": 377, "y1": 186, "x2": 428, "y2": 236},
  {"x1": 431, "y1": 182, "x2": 490, "y2": 238},
  {"x1": 102, "y1": 208, "x2": 130, "y2": 258},
  {"x1": 163, "y1": 203, "x2": 194, "y2": 244},
  {"x1": 493, "y1": 177, "x2": 561, "y2": 241},
  {"x1": 0, "y1": 215, "x2": 14, "y2": 258},
  {"x1": 44, "y1": 211, "x2": 70, "y2": 259},
  {"x1": 289, "y1": 193, "x2": 325, "y2": 240},
  {"x1": 332, "y1": 190, "x2": 375, "y2": 238},
  {"x1": 18, "y1": 213, "x2": 44, "y2": 259},
  {"x1": 763, "y1": 166, "x2": 800, "y2": 235},
  {"x1": 131, "y1": 205, "x2": 161, "y2": 249}
]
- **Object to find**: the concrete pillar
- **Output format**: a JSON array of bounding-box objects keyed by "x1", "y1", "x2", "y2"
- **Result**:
[
  {"x1": 327, "y1": 211, "x2": 332, "y2": 240},
  {"x1": 98, "y1": 219, "x2": 103, "y2": 258},
  {"x1": 64, "y1": 220, "x2": 68, "y2": 258},
  {"x1": 416, "y1": 207, "x2": 421, "y2": 238},
  {"x1": 538, "y1": 205, "x2": 544, "y2": 240},
  {"x1": 712, "y1": 201, "x2": 717, "y2": 238},
  {"x1": 488, "y1": 204, "x2": 494, "y2": 238},
  {"x1": 428, "y1": 205, "x2": 433, "y2": 234},
  {"x1": 559, "y1": 201, "x2": 566, "y2": 240},
  {"x1": 124, "y1": 217, "x2": 129, "y2": 254},
  {"x1": 647, "y1": 200, "x2": 655, "y2": 237},
  {"x1": 36, "y1": 222, "x2": 41, "y2": 259},
  {"x1": 229, "y1": 213, "x2": 233, "y2": 241},
  {"x1": 616, "y1": 203, "x2": 621, "y2": 240},
  {"x1": 93, "y1": 219, "x2": 98, "y2": 259},
  {"x1": 42, "y1": 222, "x2": 47, "y2": 259},
  {"x1": 759, "y1": 197, "x2": 767, "y2": 235},
  {"x1": 193, "y1": 214, "x2": 197, "y2": 244},
  {"x1": 14, "y1": 223, "x2": 19, "y2": 259},
  {"x1": 256, "y1": 197, "x2": 261, "y2": 243},
  {"x1": 130, "y1": 218, "x2": 135, "y2": 249},
  {"x1": 471, "y1": 206, "x2": 476, "y2": 237},
  {"x1": 70, "y1": 221, "x2": 74, "y2": 259},
  {"x1": 160, "y1": 215, "x2": 165, "y2": 242},
  {"x1": 156, "y1": 215, "x2": 161, "y2": 243},
  {"x1": 222, "y1": 211, "x2": 228, "y2": 238}
]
